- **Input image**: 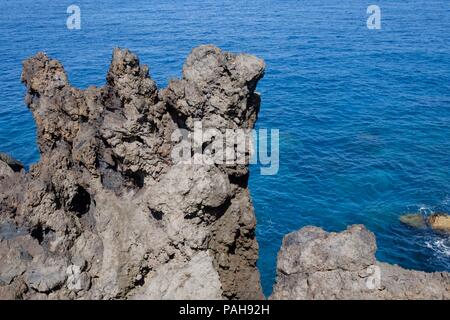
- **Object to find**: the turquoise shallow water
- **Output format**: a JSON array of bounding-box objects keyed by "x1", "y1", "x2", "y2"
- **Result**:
[{"x1": 0, "y1": 0, "x2": 449, "y2": 296}]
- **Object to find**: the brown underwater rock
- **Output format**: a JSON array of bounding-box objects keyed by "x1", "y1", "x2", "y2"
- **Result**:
[
  {"x1": 399, "y1": 212, "x2": 450, "y2": 233},
  {"x1": 399, "y1": 213, "x2": 427, "y2": 229},
  {"x1": 428, "y1": 213, "x2": 450, "y2": 233}
]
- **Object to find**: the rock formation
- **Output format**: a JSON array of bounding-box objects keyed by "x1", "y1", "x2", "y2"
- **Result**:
[
  {"x1": 399, "y1": 213, "x2": 427, "y2": 229},
  {"x1": 400, "y1": 212, "x2": 450, "y2": 233},
  {"x1": 0, "y1": 45, "x2": 265, "y2": 299},
  {"x1": 270, "y1": 225, "x2": 450, "y2": 299}
]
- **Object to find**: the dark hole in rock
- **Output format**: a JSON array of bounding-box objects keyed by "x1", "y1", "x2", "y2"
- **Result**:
[
  {"x1": 202, "y1": 141, "x2": 210, "y2": 154},
  {"x1": 228, "y1": 172, "x2": 249, "y2": 188},
  {"x1": 30, "y1": 222, "x2": 53, "y2": 245},
  {"x1": 134, "y1": 266, "x2": 150, "y2": 287},
  {"x1": 202, "y1": 197, "x2": 232, "y2": 220},
  {"x1": 150, "y1": 210, "x2": 164, "y2": 221},
  {"x1": 123, "y1": 135, "x2": 145, "y2": 145},
  {"x1": 127, "y1": 170, "x2": 145, "y2": 188},
  {"x1": 68, "y1": 186, "x2": 91, "y2": 216},
  {"x1": 227, "y1": 229, "x2": 240, "y2": 255},
  {"x1": 228, "y1": 241, "x2": 237, "y2": 255}
]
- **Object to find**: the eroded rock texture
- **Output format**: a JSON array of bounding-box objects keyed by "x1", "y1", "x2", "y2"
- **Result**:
[
  {"x1": 271, "y1": 225, "x2": 450, "y2": 299},
  {"x1": 0, "y1": 45, "x2": 265, "y2": 299}
]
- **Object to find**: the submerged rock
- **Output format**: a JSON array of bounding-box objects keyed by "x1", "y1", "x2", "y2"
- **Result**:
[
  {"x1": 428, "y1": 213, "x2": 450, "y2": 233},
  {"x1": 399, "y1": 213, "x2": 427, "y2": 229},
  {"x1": 399, "y1": 212, "x2": 450, "y2": 233},
  {"x1": 271, "y1": 225, "x2": 450, "y2": 300},
  {"x1": 0, "y1": 45, "x2": 265, "y2": 300}
]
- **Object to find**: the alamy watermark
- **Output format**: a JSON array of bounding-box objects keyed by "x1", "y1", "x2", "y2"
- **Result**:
[
  {"x1": 365, "y1": 265, "x2": 381, "y2": 290},
  {"x1": 367, "y1": 5, "x2": 381, "y2": 30},
  {"x1": 66, "y1": 5, "x2": 381, "y2": 31},
  {"x1": 67, "y1": 5, "x2": 81, "y2": 30},
  {"x1": 171, "y1": 122, "x2": 279, "y2": 176}
]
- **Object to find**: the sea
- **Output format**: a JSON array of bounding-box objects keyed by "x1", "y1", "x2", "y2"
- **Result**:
[{"x1": 0, "y1": 0, "x2": 449, "y2": 296}]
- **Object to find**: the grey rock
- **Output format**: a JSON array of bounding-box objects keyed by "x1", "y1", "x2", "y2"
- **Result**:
[
  {"x1": 132, "y1": 251, "x2": 222, "y2": 300},
  {"x1": 271, "y1": 225, "x2": 450, "y2": 300},
  {"x1": 0, "y1": 45, "x2": 264, "y2": 299},
  {"x1": 0, "y1": 160, "x2": 14, "y2": 177},
  {"x1": 147, "y1": 163, "x2": 232, "y2": 216},
  {"x1": 0, "y1": 224, "x2": 42, "y2": 296},
  {"x1": 25, "y1": 255, "x2": 67, "y2": 293},
  {"x1": 66, "y1": 265, "x2": 90, "y2": 293}
]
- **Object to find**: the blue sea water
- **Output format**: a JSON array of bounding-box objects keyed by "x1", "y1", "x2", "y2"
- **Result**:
[{"x1": 0, "y1": 0, "x2": 449, "y2": 296}]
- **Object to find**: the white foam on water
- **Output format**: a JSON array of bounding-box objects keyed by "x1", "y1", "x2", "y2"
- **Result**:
[
  {"x1": 418, "y1": 205, "x2": 433, "y2": 216},
  {"x1": 425, "y1": 237, "x2": 450, "y2": 260}
]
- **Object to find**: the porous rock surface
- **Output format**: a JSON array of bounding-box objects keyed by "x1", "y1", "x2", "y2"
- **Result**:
[
  {"x1": 0, "y1": 45, "x2": 265, "y2": 299},
  {"x1": 270, "y1": 225, "x2": 450, "y2": 299}
]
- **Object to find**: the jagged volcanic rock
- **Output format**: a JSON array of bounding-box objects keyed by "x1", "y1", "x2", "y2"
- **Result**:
[
  {"x1": 0, "y1": 45, "x2": 265, "y2": 299},
  {"x1": 270, "y1": 225, "x2": 450, "y2": 299}
]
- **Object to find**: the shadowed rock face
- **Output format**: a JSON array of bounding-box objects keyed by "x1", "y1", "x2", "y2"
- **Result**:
[
  {"x1": 0, "y1": 45, "x2": 265, "y2": 299},
  {"x1": 270, "y1": 225, "x2": 450, "y2": 300},
  {"x1": 0, "y1": 153, "x2": 24, "y2": 174}
]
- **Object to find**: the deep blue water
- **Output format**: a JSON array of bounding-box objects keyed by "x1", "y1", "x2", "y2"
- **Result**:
[{"x1": 0, "y1": 0, "x2": 449, "y2": 296}]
